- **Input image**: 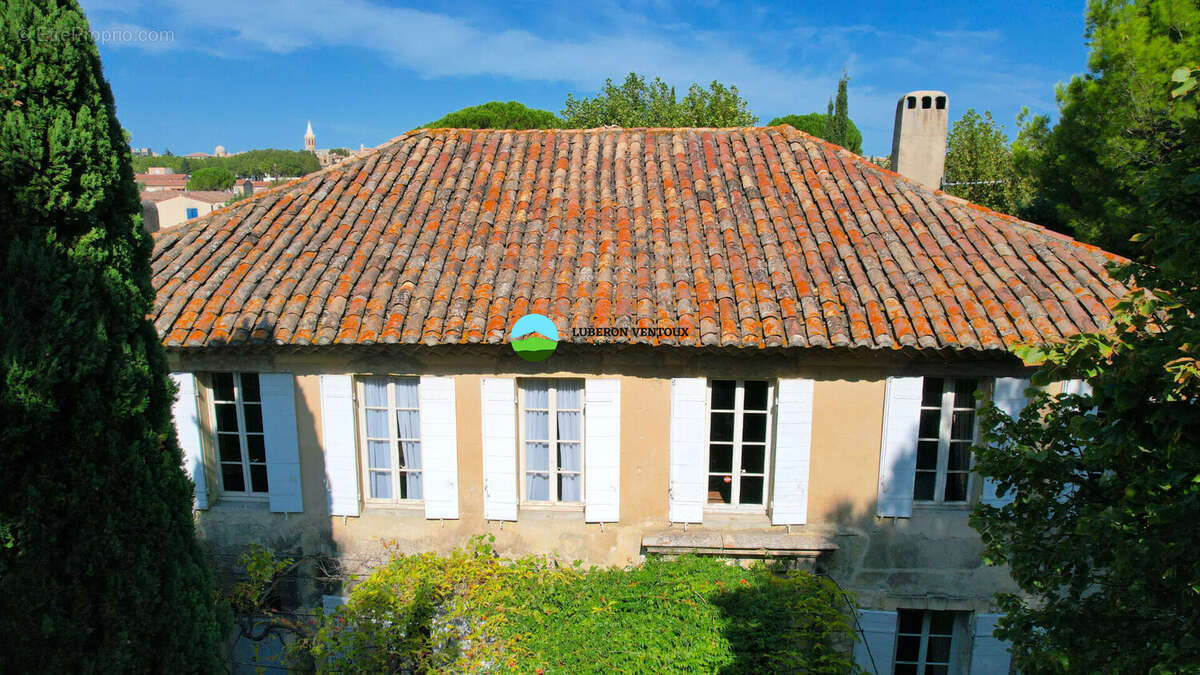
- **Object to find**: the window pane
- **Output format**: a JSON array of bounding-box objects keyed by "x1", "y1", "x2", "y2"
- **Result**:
[
  {"x1": 918, "y1": 408, "x2": 941, "y2": 439},
  {"x1": 711, "y1": 380, "x2": 736, "y2": 409},
  {"x1": 914, "y1": 471, "x2": 937, "y2": 500},
  {"x1": 557, "y1": 410, "x2": 582, "y2": 441},
  {"x1": 898, "y1": 609, "x2": 924, "y2": 634},
  {"x1": 525, "y1": 442, "x2": 550, "y2": 471},
  {"x1": 394, "y1": 378, "x2": 419, "y2": 408},
  {"x1": 215, "y1": 403, "x2": 239, "y2": 432},
  {"x1": 365, "y1": 408, "x2": 389, "y2": 438},
  {"x1": 950, "y1": 410, "x2": 976, "y2": 440},
  {"x1": 916, "y1": 440, "x2": 939, "y2": 470},
  {"x1": 524, "y1": 381, "x2": 549, "y2": 409},
  {"x1": 708, "y1": 475, "x2": 732, "y2": 504},
  {"x1": 740, "y1": 476, "x2": 764, "y2": 504},
  {"x1": 370, "y1": 471, "x2": 391, "y2": 499},
  {"x1": 240, "y1": 373, "x2": 261, "y2": 403},
  {"x1": 243, "y1": 403, "x2": 263, "y2": 433},
  {"x1": 709, "y1": 444, "x2": 733, "y2": 473},
  {"x1": 213, "y1": 372, "x2": 235, "y2": 401},
  {"x1": 741, "y1": 445, "x2": 764, "y2": 473},
  {"x1": 926, "y1": 635, "x2": 952, "y2": 662},
  {"x1": 526, "y1": 410, "x2": 549, "y2": 440},
  {"x1": 396, "y1": 409, "x2": 420, "y2": 439},
  {"x1": 222, "y1": 464, "x2": 245, "y2": 492},
  {"x1": 743, "y1": 380, "x2": 769, "y2": 410},
  {"x1": 710, "y1": 412, "x2": 734, "y2": 441},
  {"x1": 400, "y1": 440, "x2": 421, "y2": 470},
  {"x1": 556, "y1": 381, "x2": 582, "y2": 409},
  {"x1": 558, "y1": 442, "x2": 581, "y2": 472},
  {"x1": 218, "y1": 433, "x2": 242, "y2": 462},
  {"x1": 954, "y1": 379, "x2": 978, "y2": 408},
  {"x1": 929, "y1": 611, "x2": 956, "y2": 635},
  {"x1": 894, "y1": 665, "x2": 918, "y2": 675},
  {"x1": 742, "y1": 413, "x2": 767, "y2": 443},
  {"x1": 896, "y1": 634, "x2": 922, "y2": 661},
  {"x1": 947, "y1": 442, "x2": 970, "y2": 471},
  {"x1": 404, "y1": 472, "x2": 423, "y2": 500},
  {"x1": 368, "y1": 440, "x2": 391, "y2": 469},
  {"x1": 363, "y1": 378, "x2": 388, "y2": 407},
  {"x1": 250, "y1": 464, "x2": 269, "y2": 493},
  {"x1": 924, "y1": 666, "x2": 948, "y2": 675},
  {"x1": 526, "y1": 472, "x2": 550, "y2": 501},
  {"x1": 944, "y1": 472, "x2": 968, "y2": 502},
  {"x1": 246, "y1": 434, "x2": 266, "y2": 463},
  {"x1": 559, "y1": 473, "x2": 580, "y2": 502},
  {"x1": 922, "y1": 378, "x2": 944, "y2": 407}
]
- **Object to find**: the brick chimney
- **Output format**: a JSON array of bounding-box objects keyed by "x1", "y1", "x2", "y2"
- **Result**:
[{"x1": 889, "y1": 91, "x2": 948, "y2": 188}]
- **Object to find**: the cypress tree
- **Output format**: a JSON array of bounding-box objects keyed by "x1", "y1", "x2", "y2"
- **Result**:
[
  {"x1": 828, "y1": 71, "x2": 850, "y2": 150},
  {"x1": 0, "y1": 1, "x2": 224, "y2": 671}
]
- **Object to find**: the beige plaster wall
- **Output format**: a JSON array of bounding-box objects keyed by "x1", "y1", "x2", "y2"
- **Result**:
[
  {"x1": 155, "y1": 196, "x2": 218, "y2": 230},
  {"x1": 178, "y1": 347, "x2": 1028, "y2": 611}
]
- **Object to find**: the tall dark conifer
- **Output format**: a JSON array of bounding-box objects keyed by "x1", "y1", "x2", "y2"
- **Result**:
[{"x1": 0, "y1": 1, "x2": 224, "y2": 671}]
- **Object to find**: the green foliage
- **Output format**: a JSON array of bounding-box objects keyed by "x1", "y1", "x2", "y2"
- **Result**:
[
  {"x1": 561, "y1": 72, "x2": 758, "y2": 128},
  {"x1": 1032, "y1": 0, "x2": 1200, "y2": 254},
  {"x1": 826, "y1": 72, "x2": 852, "y2": 150},
  {"x1": 0, "y1": 0, "x2": 225, "y2": 671},
  {"x1": 970, "y1": 67, "x2": 1200, "y2": 673},
  {"x1": 186, "y1": 165, "x2": 235, "y2": 191},
  {"x1": 769, "y1": 113, "x2": 864, "y2": 155},
  {"x1": 425, "y1": 100, "x2": 562, "y2": 130},
  {"x1": 131, "y1": 148, "x2": 321, "y2": 178},
  {"x1": 943, "y1": 109, "x2": 1029, "y2": 214},
  {"x1": 289, "y1": 538, "x2": 857, "y2": 673}
]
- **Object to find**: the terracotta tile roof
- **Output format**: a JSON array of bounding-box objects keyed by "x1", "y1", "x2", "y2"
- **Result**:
[
  {"x1": 141, "y1": 190, "x2": 231, "y2": 204},
  {"x1": 150, "y1": 126, "x2": 1127, "y2": 351},
  {"x1": 136, "y1": 173, "x2": 190, "y2": 188}
]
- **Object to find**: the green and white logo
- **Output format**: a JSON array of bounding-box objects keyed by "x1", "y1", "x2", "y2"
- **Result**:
[{"x1": 510, "y1": 313, "x2": 559, "y2": 362}]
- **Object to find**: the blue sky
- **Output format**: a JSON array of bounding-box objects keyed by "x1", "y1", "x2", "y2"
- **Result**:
[{"x1": 81, "y1": 0, "x2": 1091, "y2": 158}]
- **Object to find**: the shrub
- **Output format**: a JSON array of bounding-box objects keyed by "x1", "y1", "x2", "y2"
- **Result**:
[{"x1": 291, "y1": 537, "x2": 858, "y2": 674}]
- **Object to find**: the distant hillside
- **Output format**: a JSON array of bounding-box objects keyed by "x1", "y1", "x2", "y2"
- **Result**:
[{"x1": 130, "y1": 149, "x2": 320, "y2": 179}]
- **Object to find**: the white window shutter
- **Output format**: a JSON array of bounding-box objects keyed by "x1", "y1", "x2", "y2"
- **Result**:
[
  {"x1": 170, "y1": 372, "x2": 209, "y2": 510},
  {"x1": 854, "y1": 609, "x2": 897, "y2": 674},
  {"x1": 260, "y1": 372, "x2": 304, "y2": 513},
  {"x1": 982, "y1": 377, "x2": 1030, "y2": 508},
  {"x1": 584, "y1": 378, "x2": 621, "y2": 523},
  {"x1": 420, "y1": 376, "x2": 459, "y2": 520},
  {"x1": 669, "y1": 377, "x2": 707, "y2": 524},
  {"x1": 1062, "y1": 378, "x2": 1092, "y2": 396},
  {"x1": 771, "y1": 378, "x2": 814, "y2": 525},
  {"x1": 969, "y1": 613, "x2": 1012, "y2": 674},
  {"x1": 877, "y1": 376, "x2": 922, "y2": 517},
  {"x1": 320, "y1": 374, "x2": 359, "y2": 517},
  {"x1": 481, "y1": 377, "x2": 517, "y2": 521}
]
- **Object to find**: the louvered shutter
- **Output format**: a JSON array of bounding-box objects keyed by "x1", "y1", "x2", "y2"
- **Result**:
[
  {"x1": 969, "y1": 613, "x2": 1012, "y2": 674},
  {"x1": 584, "y1": 378, "x2": 620, "y2": 523},
  {"x1": 170, "y1": 372, "x2": 209, "y2": 510},
  {"x1": 320, "y1": 374, "x2": 359, "y2": 517},
  {"x1": 771, "y1": 378, "x2": 814, "y2": 525},
  {"x1": 669, "y1": 378, "x2": 707, "y2": 523},
  {"x1": 420, "y1": 376, "x2": 459, "y2": 520},
  {"x1": 261, "y1": 373, "x2": 304, "y2": 513},
  {"x1": 982, "y1": 377, "x2": 1029, "y2": 508},
  {"x1": 877, "y1": 376, "x2": 923, "y2": 517},
  {"x1": 481, "y1": 377, "x2": 518, "y2": 521},
  {"x1": 853, "y1": 610, "x2": 897, "y2": 674}
]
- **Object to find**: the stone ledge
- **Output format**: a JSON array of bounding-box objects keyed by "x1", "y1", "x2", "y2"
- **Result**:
[{"x1": 641, "y1": 530, "x2": 838, "y2": 557}]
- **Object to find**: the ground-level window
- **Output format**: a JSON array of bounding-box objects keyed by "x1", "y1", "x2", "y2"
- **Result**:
[
  {"x1": 358, "y1": 377, "x2": 422, "y2": 503},
  {"x1": 894, "y1": 609, "x2": 963, "y2": 675},
  {"x1": 211, "y1": 372, "x2": 268, "y2": 495},
  {"x1": 915, "y1": 377, "x2": 979, "y2": 503},
  {"x1": 707, "y1": 379, "x2": 772, "y2": 507},
  {"x1": 519, "y1": 379, "x2": 583, "y2": 504}
]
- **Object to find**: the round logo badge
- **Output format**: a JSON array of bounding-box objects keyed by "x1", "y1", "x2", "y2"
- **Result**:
[{"x1": 510, "y1": 313, "x2": 559, "y2": 362}]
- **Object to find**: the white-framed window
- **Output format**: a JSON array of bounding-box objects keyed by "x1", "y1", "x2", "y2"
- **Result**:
[
  {"x1": 210, "y1": 372, "x2": 268, "y2": 496},
  {"x1": 519, "y1": 379, "x2": 583, "y2": 504},
  {"x1": 358, "y1": 376, "x2": 423, "y2": 503},
  {"x1": 915, "y1": 377, "x2": 979, "y2": 503},
  {"x1": 893, "y1": 609, "x2": 966, "y2": 675},
  {"x1": 707, "y1": 379, "x2": 772, "y2": 508}
]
